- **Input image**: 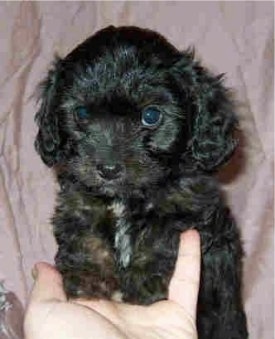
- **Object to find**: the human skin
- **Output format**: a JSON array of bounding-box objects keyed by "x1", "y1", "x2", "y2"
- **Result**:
[{"x1": 24, "y1": 230, "x2": 200, "y2": 339}]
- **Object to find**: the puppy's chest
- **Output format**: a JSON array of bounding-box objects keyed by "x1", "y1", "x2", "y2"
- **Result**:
[{"x1": 107, "y1": 200, "x2": 133, "y2": 269}]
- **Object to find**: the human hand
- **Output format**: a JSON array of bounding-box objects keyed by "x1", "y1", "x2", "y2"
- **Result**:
[{"x1": 24, "y1": 230, "x2": 201, "y2": 339}]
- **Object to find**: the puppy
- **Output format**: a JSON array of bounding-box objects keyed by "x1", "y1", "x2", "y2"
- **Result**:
[{"x1": 35, "y1": 26, "x2": 248, "y2": 338}]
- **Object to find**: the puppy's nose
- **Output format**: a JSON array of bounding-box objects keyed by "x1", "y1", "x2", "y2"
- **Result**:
[{"x1": 96, "y1": 163, "x2": 124, "y2": 180}]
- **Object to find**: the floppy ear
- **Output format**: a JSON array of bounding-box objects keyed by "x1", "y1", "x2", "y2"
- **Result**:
[
  {"x1": 173, "y1": 49, "x2": 238, "y2": 171},
  {"x1": 34, "y1": 57, "x2": 64, "y2": 167}
]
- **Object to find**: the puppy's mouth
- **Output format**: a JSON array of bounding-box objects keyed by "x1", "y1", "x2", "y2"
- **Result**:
[
  {"x1": 95, "y1": 173, "x2": 124, "y2": 185},
  {"x1": 94, "y1": 172, "x2": 128, "y2": 197},
  {"x1": 69, "y1": 156, "x2": 164, "y2": 195},
  {"x1": 96, "y1": 163, "x2": 126, "y2": 181}
]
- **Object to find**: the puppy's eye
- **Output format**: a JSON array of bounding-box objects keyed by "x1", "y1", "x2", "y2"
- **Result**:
[
  {"x1": 141, "y1": 107, "x2": 162, "y2": 127},
  {"x1": 75, "y1": 106, "x2": 89, "y2": 121}
]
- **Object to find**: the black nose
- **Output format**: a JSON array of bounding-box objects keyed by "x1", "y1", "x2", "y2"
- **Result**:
[{"x1": 96, "y1": 163, "x2": 123, "y2": 180}]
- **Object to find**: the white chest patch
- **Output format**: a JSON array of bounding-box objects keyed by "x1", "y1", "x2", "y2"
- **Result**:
[
  {"x1": 108, "y1": 201, "x2": 132, "y2": 268},
  {"x1": 108, "y1": 201, "x2": 125, "y2": 217}
]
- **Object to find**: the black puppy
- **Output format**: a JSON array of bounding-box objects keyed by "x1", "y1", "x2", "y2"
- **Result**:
[{"x1": 35, "y1": 26, "x2": 247, "y2": 338}]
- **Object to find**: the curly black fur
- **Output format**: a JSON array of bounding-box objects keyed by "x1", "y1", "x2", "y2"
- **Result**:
[{"x1": 35, "y1": 26, "x2": 247, "y2": 338}]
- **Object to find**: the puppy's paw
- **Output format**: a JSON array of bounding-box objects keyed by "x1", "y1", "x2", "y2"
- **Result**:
[
  {"x1": 61, "y1": 269, "x2": 119, "y2": 300},
  {"x1": 122, "y1": 272, "x2": 168, "y2": 305}
]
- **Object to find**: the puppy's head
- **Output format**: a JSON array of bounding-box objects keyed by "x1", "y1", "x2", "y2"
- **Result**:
[{"x1": 35, "y1": 26, "x2": 237, "y2": 196}]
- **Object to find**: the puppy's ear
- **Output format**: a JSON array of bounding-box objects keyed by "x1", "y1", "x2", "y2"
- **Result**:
[
  {"x1": 173, "y1": 49, "x2": 237, "y2": 171},
  {"x1": 34, "y1": 57, "x2": 64, "y2": 167}
]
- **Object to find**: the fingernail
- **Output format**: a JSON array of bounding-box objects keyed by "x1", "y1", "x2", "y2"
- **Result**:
[
  {"x1": 31, "y1": 265, "x2": 38, "y2": 280},
  {"x1": 181, "y1": 229, "x2": 200, "y2": 241}
]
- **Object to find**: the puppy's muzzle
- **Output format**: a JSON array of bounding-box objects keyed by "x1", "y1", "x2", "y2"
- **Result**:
[{"x1": 96, "y1": 163, "x2": 124, "y2": 180}]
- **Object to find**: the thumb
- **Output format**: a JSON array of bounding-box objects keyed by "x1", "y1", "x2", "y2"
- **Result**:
[
  {"x1": 29, "y1": 262, "x2": 66, "y2": 303},
  {"x1": 168, "y1": 230, "x2": 201, "y2": 319}
]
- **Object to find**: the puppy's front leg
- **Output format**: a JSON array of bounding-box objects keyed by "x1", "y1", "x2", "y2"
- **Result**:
[
  {"x1": 53, "y1": 193, "x2": 119, "y2": 299},
  {"x1": 198, "y1": 224, "x2": 248, "y2": 339},
  {"x1": 121, "y1": 230, "x2": 179, "y2": 305}
]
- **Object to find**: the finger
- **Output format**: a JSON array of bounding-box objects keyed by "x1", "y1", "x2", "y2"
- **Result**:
[
  {"x1": 168, "y1": 230, "x2": 201, "y2": 318},
  {"x1": 29, "y1": 262, "x2": 66, "y2": 303}
]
